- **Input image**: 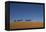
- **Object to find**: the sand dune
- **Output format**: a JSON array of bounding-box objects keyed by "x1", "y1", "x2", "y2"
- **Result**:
[{"x1": 10, "y1": 21, "x2": 43, "y2": 29}]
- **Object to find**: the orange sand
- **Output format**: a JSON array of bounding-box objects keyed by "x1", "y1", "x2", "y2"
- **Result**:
[{"x1": 10, "y1": 22, "x2": 43, "y2": 29}]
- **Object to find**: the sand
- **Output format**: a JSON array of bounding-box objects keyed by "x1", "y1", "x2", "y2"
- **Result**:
[{"x1": 10, "y1": 21, "x2": 43, "y2": 29}]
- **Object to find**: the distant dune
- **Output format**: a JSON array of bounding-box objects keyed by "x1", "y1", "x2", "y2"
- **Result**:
[{"x1": 10, "y1": 21, "x2": 43, "y2": 29}]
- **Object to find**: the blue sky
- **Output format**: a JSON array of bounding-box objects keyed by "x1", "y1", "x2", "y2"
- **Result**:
[{"x1": 10, "y1": 3, "x2": 43, "y2": 22}]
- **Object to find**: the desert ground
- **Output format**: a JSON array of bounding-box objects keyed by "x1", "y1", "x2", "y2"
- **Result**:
[{"x1": 10, "y1": 21, "x2": 43, "y2": 29}]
